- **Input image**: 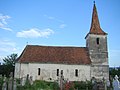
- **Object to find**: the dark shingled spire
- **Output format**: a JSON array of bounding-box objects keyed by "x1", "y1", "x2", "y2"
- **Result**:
[{"x1": 86, "y1": 2, "x2": 107, "y2": 38}]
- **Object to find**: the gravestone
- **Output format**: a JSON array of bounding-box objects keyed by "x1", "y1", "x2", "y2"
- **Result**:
[
  {"x1": 0, "y1": 75, "x2": 2, "y2": 90},
  {"x1": 8, "y1": 72, "x2": 13, "y2": 90},
  {"x1": 21, "y1": 77, "x2": 26, "y2": 86},
  {"x1": 13, "y1": 79, "x2": 17, "y2": 90},
  {"x1": 2, "y1": 78, "x2": 7, "y2": 90},
  {"x1": 106, "y1": 80, "x2": 110, "y2": 90},
  {"x1": 113, "y1": 75, "x2": 120, "y2": 90},
  {"x1": 92, "y1": 77, "x2": 97, "y2": 90},
  {"x1": 29, "y1": 76, "x2": 33, "y2": 85},
  {"x1": 26, "y1": 74, "x2": 29, "y2": 81},
  {"x1": 8, "y1": 77, "x2": 13, "y2": 90}
]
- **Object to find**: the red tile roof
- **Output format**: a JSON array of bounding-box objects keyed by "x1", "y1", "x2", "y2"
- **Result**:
[{"x1": 18, "y1": 45, "x2": 91, "y2": 65}]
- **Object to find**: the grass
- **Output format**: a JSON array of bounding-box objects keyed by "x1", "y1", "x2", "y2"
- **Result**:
[{"x1": 17, "y1": 80, "x2": 59, "y2": 90}]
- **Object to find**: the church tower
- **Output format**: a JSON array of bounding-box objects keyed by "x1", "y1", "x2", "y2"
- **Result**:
[{"x1": 85, "y1": 2, "x2": 109, "y2": 80}]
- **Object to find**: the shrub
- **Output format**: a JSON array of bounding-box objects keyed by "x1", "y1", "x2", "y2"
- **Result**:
[
  {"x1": 17, "y1": 80, "x2": 60, "y2": 90},
  {"x1": 74, "y1": 81, "x2": 92, "y2": 90},
  {"x1": 33, "y1": 80, "x2": 49, "y2": 89}
]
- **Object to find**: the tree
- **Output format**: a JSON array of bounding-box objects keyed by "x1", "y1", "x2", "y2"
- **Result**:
[
  {"x1": 109, "y1": 67, "x2": 120, "y2": 80},
  {"x1": 3, "y1": 53, "x2": 18, "y2": 66},
  {"x1": 2, "y1": 53, "x2": 18, "y2": 77}
]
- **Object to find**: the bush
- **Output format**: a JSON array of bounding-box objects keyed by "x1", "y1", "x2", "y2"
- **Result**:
[
  {"x1": 74, "y1": 81, "x2": 92, "y2": 90},
  {"x1": 17, "y1": 80, "x2": 60, "y2": 90},
  {"x1": 49, "y1": 82, "x2": 60, "y2": 90},
  {"x1": 86, "y1": 80, "x2": 92, "y2": 90},
  {"x1": 33, "y1": 80, "x2": 49, "y2": 89}
]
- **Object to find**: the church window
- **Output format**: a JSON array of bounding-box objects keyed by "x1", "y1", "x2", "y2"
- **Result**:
[
  {"x1": 57, "y1": 69, "x2": 59, "y2": 76},
  {"x1": 61, "y1": 70, "x2": 63, "y2": 76},
  {"x1": 75, "y1": 69, "x2": 78, "y2": 77},
  {"x1": 96, "y1": 38, "x2": 100, "y2": 45},
  {"x1": 38, "y1": 68, "x2": 41, "y2": 75}
]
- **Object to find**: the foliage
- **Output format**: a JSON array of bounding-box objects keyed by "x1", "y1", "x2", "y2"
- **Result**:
[
  {"x1": 86, "y1": 80, "x2": 92, "y2": 89},
  {"x1": 63, "y1": 80, "x2": 92, "y2": 90},
  {"x1": 73, "y1": 81, "x2": 92, "y2": 90},
  {"x1": 48, "y1": 81, "x2": 60, "y2": 90},
  {"x1": 2, "y1": 53, "x2": 18, "y2": 77},
  {"x1": 16, "y1": 79, "x2": 93, "y2": 90},
  {"x1": 3, "y1": 53, "x2": 18, "y2": 66},
  {"x1": 0, "y1": 64, "x2": 14, "y2": 77},
  {"x1": 17, "y1": 80, "x2": 60, "y2": 90},
  {"x1": 74, "y1": 81, "x2": 86, "y2": 89},
  {"x1": 109, "y1": 67, "x2": 120, "y2": 79}
]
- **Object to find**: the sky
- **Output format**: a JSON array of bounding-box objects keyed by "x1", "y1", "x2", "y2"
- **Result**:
[{"x1": 0, "y1": 0, "x2": 120, "y2": 67}]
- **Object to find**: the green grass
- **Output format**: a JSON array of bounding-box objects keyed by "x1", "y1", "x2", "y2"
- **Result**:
[{"x1": 17, "y1": 80, "x2": 59, "y2": 90}]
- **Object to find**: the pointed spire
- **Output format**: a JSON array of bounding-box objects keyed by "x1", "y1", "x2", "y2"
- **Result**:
[{"x1": 89, "y1": 2, "x2": 107, "y2": 35}]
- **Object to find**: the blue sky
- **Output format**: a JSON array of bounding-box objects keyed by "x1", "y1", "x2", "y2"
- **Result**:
[{"x1": 0, "y1": 0, "x2": 120, "y2": 67}]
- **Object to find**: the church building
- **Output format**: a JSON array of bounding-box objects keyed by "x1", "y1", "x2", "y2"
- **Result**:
[{"x1": 15, "y1": 3, "x2": 109, "y2": 81}]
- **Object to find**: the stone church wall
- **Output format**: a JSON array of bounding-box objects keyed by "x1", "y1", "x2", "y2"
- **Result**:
[{"x1": 15, "y1": 63, "x2": 91, "y2": 81}]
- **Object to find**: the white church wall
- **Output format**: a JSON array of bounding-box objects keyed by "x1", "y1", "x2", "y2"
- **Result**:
[
  {"x1": 16, "y1": 63, "x2": 91, "y2": 81},
  {"x1": 14, "y1": 63, "x2": 20, "y2": 78},
  {"x1": 18, "y1": 63, "x2": 29, "y2": 78}
]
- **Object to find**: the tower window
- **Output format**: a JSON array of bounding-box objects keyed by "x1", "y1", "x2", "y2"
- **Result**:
[
  {"x1": 96, "y1": 38, "x2": 100, "y2": 45},
  {"x1": 38, "y1": 68, "x2": 41, "y2": 75},
  {"x1": 57, "y1": 69, "x2": 59, "y2": 76},
  {"x1": 75, "y1": 69, "x2": 78, "y2": 77}
]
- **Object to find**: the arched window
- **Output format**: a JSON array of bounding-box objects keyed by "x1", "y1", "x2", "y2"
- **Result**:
[
  {"x1": 38, "y1": 68, "x2": 41, "y2": 75},
  {"x1": 57, "y1": 69, "x2": 59, "y2": 76},
  {"x1": 75, "y1": 69, "x2": 78, "y2": 77},
  {"x1": 96, "y1": 38, "x2": 99, "y2": 45}
]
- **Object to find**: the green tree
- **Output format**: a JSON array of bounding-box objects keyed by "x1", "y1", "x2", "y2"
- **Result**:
[
  {"x1": 110, "y1": 67, "x2": 120, "y2": 77},
  {"x1": 3, "y1": 53, "x2": 18, "y2": 66},
  {"x1": 3, "y1": 53, "x2": 18, "y2": 77}
]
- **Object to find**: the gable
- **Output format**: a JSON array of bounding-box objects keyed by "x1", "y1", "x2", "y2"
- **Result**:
[{"x1": 18, "y1": 45, "x2": 91, "y2": 65}]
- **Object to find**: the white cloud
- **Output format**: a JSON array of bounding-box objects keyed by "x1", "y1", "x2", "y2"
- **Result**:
[
  {"x1": 1, "y1": 27, "x2": 12, "y2": 31},
  {"x1": 0, "y1": 39, "x2": 18, "y2": 54},
  {"x1": 16, "y1": 28, "x2": 54, "y2": 38},
  {"x1": 0, "y1": 39, "x2": 21, "y2": 64},
  {"x1": 44, "y1": 15, "x2": 67, "y2": 29},
  {"x1": 44, "y1": 14, "x2": 64, "y2": 23},
  {"x1": 44, "y1": 15, "x2": 55, "y2": 20},
  {"x1": 59, "y1": 24, "x2": 66, "y2": 29},
  {"x1": 0, "y1": 39, "x2": 15, "y2": 47},
  {"x1": 0, "y1": 14, "x2": 12, "y2": 31}
]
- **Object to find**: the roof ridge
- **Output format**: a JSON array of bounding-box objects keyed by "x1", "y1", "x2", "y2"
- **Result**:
[{"x1": 26, "y1": 45, "x2": 87, "y2": 48}]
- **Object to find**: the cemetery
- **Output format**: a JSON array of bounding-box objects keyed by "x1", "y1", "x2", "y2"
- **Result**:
[{"x1": 0, "y1": 71, "x2": 120, "y2": 90}]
